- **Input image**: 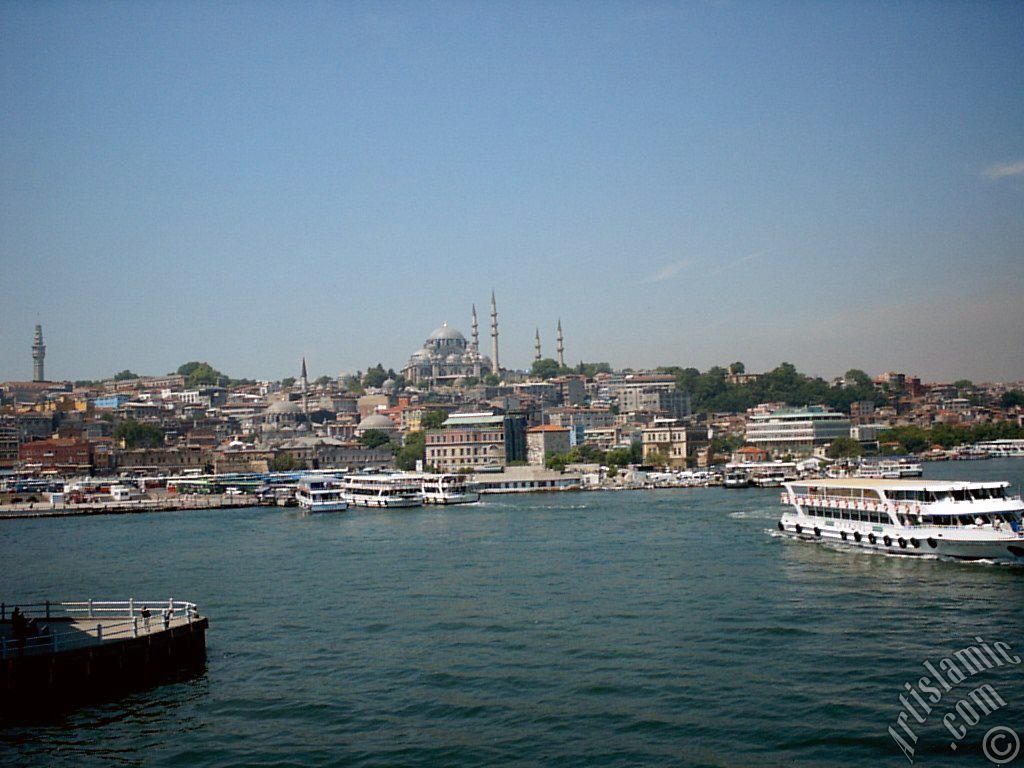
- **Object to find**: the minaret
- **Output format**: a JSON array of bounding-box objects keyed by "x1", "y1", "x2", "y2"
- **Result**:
[
  {"x1": 490, "y1": 291, "x2": 500, "y2": 374},
  {"x1": 32, "y1": 324, "x2": 45, "y2": 382},
  {"x1": 301, "y1": 357, "x2": 309, "y2": 427},
  {"x1": 471, "y1": 304, "x2": 479, "y2": 352},
  {"x1": 534, "y1": 328, "x2": 542, "y2": 362},
  {"x1": 556, "y1": 319, "x2": 565, "y2": 368}
]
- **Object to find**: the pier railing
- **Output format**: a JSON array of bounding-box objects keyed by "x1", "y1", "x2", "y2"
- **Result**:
[{"x1": 0, "y1": 598, "x2": 200, "y2": 659}]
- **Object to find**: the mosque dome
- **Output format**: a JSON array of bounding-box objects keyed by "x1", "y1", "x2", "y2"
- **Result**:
[
  {"x1": 358, "y1": 413, "x2": 396, "y2": 432},
  {"x1": 381, "y1": 378, "x2": 397, "y2": 393},
  {"x1": 266, "y1": 399, "x2": 301, "y2": 415},
  {"x1": 428, "y1": 323, "x2": 466, "y2": 342}
]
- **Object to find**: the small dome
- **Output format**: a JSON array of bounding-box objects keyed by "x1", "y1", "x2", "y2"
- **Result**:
[
  {"x1": 445, "y1": 353, "x2": 463, "y2": 364},
  {"x1": 358, "y1": 413, "x2": 396, "y2": 431},
  {"x1": 382, "y1": 378, "x2": 397, "y2": 393},
  {"x1": 411, "y1": 348, "x2": 431, "y2": 361},
  {"x1": 428, "y1": 323, "x2": 466, "y2": 342},
  {"x1": 267, "y1": 399, "x2": 301, "y2": 414}
]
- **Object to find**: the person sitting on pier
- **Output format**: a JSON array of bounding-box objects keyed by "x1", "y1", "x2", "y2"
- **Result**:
[
  {"x1": 10, "y1": 606, "x2": 26, "y2": 652},
  {"x1": 140, "y1": 605, "x2": 151, "y2": 633}
]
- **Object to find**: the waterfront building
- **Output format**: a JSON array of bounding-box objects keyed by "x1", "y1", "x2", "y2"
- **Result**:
[
  {"x1": 526, "y1": 425, "x2": 571, "y2": 466},
  {"x1": 424, "y1": 411, "x2": 526, "y2": 472},
  {"x1": 19, "y1": 437, "x2": 93, "y2": 474},
  {"x1": 641, "y1": 419, "x2": 710, "y2": 469},
  {"x1": 0, "y1": 425, "x2": 19, "y2": 469},
  {"x1": 745, "y1": 405, "x2": 851, "y2": 457}
]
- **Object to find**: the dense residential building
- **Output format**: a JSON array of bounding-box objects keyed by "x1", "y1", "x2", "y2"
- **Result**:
[
  {"x1": 425, "y1": 411, "x2": 527, "y2": 472},
  {"x1": 0, "y1": 425, "x2": 19, "y2": 469},
  {"x1": 641, "y1": 419, "x2": 710, "y2": 469},
  {"x1": 745, "y1": 405, "x2": 851, "y2": 456},
  {"x1": 19, "y1": 437, "x2": 93, "y2": 474},
  {"x1": 526, "y1": 425, "x2": 571, "y2": 466}
]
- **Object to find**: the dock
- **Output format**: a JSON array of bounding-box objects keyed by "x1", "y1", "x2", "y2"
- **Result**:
[
  {"x1": 0, "y1": 599, "x2": 208, "y2": 709},
  {"x1": 0, "y1": 493, "x2": 258, "y2": 520}
]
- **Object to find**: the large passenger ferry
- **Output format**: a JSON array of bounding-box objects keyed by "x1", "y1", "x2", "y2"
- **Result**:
[
  {"x1": 420, "y1": 473, "x2": 480, "y2": 505},
  {"x1": 295, "y1": 475, "x2": 348, "y2": 512},
  {"x1": 778, "y1": 478, "x2": 1024, "y2": 561},
  {"x1": 344, "y1": 473, "x2": 423, "y2": 508}
]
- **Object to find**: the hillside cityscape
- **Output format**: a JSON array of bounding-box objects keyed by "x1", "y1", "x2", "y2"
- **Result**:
[{"x1": 4, "y1": 319, "x2": 1023, "y2": 483}]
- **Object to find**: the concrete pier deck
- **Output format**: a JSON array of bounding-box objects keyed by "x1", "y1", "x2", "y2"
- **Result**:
[
  {"x1": 1, "y1": 599, "x2": 208, "y2": 709},
  {"x1": 0, "y1": 493, "x2": 259, "y2": 520}
]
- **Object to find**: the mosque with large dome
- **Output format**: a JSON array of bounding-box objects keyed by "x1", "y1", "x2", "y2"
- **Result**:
[{"x1": 403, "y1": 299, "x2": 498, "y2": 386}]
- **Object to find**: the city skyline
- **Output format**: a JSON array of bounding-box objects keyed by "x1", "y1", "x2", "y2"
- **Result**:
[{"x1": 2, "y1": 3, "x2": 1022, "y2": 382}]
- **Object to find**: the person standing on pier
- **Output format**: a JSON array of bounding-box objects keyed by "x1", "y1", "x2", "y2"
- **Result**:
[
  {"x1": 162, "y1": 606, "x2": 172, "y2": 630},
  {"x1": 140, "y1": 605, "x2": 151, "y2": 633}
]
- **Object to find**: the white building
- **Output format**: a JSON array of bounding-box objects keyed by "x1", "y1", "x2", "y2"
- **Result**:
[{"x1": 745, "y1": 405, "x2": 851, "y2": 456}]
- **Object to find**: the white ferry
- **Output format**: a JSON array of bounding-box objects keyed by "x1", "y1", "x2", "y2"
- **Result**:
[
  {"x1": 295, "y1": 476, "x2": 348, "y2": 512},
  {"x1": 724, "y1": 470, "x2": 750, "y2": 489},
  {"x1": 344, "y1": 473, "x2": 423, "y2": 508},
  {"x1": 778, "y1": 478, "x2": 1024, "y2": 561},
  {"x1": 856, "y1": 457, "x2": 923, "y2": 479},
  {"x1": 421, "y1": 473, "x2": 480, "y2": 505}
]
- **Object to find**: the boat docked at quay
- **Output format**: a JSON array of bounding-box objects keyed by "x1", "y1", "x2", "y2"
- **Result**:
[
  {"x1": 420, "y1": 473, "x2": 480, "y2": 505},
  {"x1": 295, "y1": 476, "x2": 347, "y2": 513},
  {"x1": 344, "y1": 473, "x2": 423, "y2": 508},
  {"x1": 778, "y1": 478, "x2": 1024, "y2": 561}
]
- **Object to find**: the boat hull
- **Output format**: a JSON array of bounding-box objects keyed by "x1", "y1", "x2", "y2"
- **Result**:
[{"x1": 778, "y1": 515, "x2": 1024, "y2": 561}]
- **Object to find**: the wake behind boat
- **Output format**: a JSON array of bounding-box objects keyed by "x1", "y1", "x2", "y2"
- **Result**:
[{"x1": 778, "y1": 478, "x2": 1024, "y2": 561}]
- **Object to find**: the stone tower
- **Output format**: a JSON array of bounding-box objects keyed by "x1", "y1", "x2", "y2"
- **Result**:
[
  {"x1": 32, "y1": 324, "x2": 45, "y2": 382},
  {"x1": 490, "y1": 291, "x2": 500, "y2": 374},
  {"x1": 534, "y1": 328, "x2": 542, "y2": 361},
  {"x1": 471, "y1": 304, "x2": 479, "y2": 352}
]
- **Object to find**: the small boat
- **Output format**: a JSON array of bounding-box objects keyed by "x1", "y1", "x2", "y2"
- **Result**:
[
  {"x1": 777, "y1": 478, "x2": 1024, "y2": 561},
  {"x1": 295, "y1": 476, "x2": 348, "y2": 512},
  {"x1": 421, "y1": 473, "x2": 480, "y2": 505}
]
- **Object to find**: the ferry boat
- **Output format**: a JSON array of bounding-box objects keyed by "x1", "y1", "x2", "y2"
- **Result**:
[
  {"x1": 344, "y1": 473, "x2": 423, "y2": 508},
  {"x1": 856, "y1": 457, "x2": 923, "y2": 479},
  {"x1": 420, "y1": 473, "x2": 480, "y2": 505},
  {"x1": 778, "y1": 478, "x2": 1024, "y2": 561},
  {"x1": 295, "y1": 476, "x2": 347, "y2": 512},
  {"x1": 724, "y1": 470, "x2": 750, "y2": 489}
]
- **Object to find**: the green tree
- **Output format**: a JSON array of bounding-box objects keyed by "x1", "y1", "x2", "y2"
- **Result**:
[
  {"x1": 177, "y1": 361, "x2": 224, "y2": 386},
  {"x1": 729, "y1": 361, "x2": 745, "y2": 374},
  {"x1": 359, "y1": 429, "x2": 392, "y2": 449},
  {"x1": 281, "y1": 377, "x2": 296, "y2": 388},
  {"x1": 395, "y1": 431, "x2": 426, "y2": 471},
  {"x1": 531, "y1": 358, "x2": 561, "y2": 379},
  {"x1": 645, "y1": 449, "x2": 670, "y2": 467},
  {"x1": 313, "y1": 375, "x2": 332, "y2": 386},
  {"x1": 113, "y1": 369, "x2": 139, "y2": 381},
  {"x1": 421, "y1": 410, "x2": 449, "y2": 430},
  {"x1": 363, "y1": 364, "x2": 388, "y2": 389},
  {"x1": 270, "y1": 452, "x2": 304, "y2": 471},
  {"x1": 114, "y1": 419, "x2": 164, "y2": 448},
  {"x1": 1000, "y1": 390, "x2": 1024, "y2": 409},
  {"x1": 953, "y1": 379, "x2": 974, "y2": 391},
  {"x1": 483, "y1": 373, "x2": 500, "y2": 386},
  {"x1": 826, "y1": 437, "x2": 863, "y2": 458},
  {"x1": 844, "y1": 369, "x2": 874, "y2": 388}
]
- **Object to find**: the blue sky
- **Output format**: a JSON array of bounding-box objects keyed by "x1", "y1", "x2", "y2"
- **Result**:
[{"x1": 2, "y1": 1, "x2": 1022, "y2": 383}]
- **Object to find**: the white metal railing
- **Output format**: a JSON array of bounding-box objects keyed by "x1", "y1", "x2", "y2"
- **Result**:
[{"x1": 0, "y1": 598, "x2": 200, "y2": 660}]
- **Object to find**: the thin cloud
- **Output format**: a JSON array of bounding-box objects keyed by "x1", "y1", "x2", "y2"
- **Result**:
[
  {"x1": 643, "y1": 259, "x2": 694, "y2": 284},
  {"x1": 983, "y1": 161, "x2": 1024, "y2": 180},
  {"x1": 708, "y1": 251, "x2": 764, "y2": 276}
]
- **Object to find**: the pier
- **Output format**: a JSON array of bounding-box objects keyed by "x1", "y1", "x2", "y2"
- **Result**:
[
  {"x1": 1, "y1": 598, "x2": 208, "y2": 709},
  {"x1": 0, "y1": 493, "x2": 258, "y2": 520}
]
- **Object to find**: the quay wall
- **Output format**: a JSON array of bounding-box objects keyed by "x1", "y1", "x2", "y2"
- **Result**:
[{"x1": 0, "y1": 618, "x2": 208, "y2": 708}]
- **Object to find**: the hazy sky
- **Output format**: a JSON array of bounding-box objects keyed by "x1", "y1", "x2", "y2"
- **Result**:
[{"x1": 2, "y1": 1, "x2": 1022, "y2": 384}]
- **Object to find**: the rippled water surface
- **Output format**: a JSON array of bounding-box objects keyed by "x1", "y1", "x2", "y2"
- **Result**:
[{"x1": 2, "y1": 460, "x2": 1023, "y2": 766}]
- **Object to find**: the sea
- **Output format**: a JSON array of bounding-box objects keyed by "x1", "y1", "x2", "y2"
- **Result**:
[{"x1": 2, "y1": 459, "x2": 1022, "y2": 767}]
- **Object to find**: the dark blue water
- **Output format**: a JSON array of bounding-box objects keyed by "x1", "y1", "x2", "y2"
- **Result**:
[{"x1": 2, "y1": 460, "x2": 1022, "y2": 767}]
